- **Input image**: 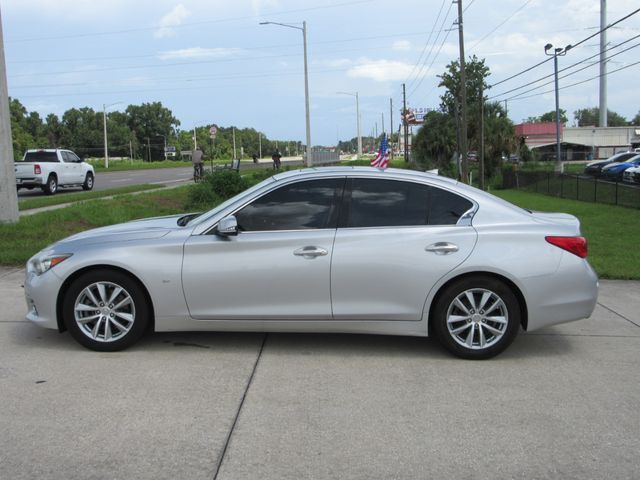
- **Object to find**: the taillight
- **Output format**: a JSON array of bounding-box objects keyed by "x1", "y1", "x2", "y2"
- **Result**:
[
  {"x1": 545, "y1": 236, "x2": 587, "y2": 258},
  {"x1": 34, "y1": 164, "x2": 41, "y2": 175}
]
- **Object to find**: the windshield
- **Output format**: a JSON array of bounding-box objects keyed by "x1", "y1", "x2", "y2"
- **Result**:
[
  {"x1": 186, "y1": 176, "x2": 277, "y2": 227},
  {"x1": 19, "y1": 151, "x2": 58, "y2": 162}
]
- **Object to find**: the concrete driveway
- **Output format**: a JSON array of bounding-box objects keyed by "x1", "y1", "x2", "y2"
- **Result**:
[{"x1": 1, "y1": 267, "x2": 638, "y2": 479}]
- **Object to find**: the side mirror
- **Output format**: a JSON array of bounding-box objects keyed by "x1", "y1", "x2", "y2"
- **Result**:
[{"x1": 216, "y1": 215, "x2": 238, "y2": 236}]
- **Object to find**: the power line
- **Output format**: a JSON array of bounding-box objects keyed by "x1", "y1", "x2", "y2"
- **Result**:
[
  {"x1": 6, "y1": 0, "x2": 374, "y2": 43},
  {"x1": 505, "y1": 59, "x2": 640, "y2": 102},
  {"x1": 488, "y1": 6, "x2": 640, "y2": 89},
  {"x1": 488, "y1": 33, "x2": 640, "y2": 99},
  {"x1": 403, "y1": 0, "x2": 447, "y2": 87},
  {"x1": 469, "y1": 0, "x2": 533, "y2": 51}
]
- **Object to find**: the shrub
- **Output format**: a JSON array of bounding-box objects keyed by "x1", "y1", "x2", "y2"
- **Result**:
[{"x1": 186, "y1": 169, "x2": 250, "y2": 210}]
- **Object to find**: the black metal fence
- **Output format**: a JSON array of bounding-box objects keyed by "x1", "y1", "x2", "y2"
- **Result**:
[{"x1": 503, "y1": 170, "x2": 640, "y2": 209}]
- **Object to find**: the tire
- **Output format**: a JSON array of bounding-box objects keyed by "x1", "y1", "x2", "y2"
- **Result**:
[
  {"x1": 432, "y1": 276, "x2": 520, "y2": 360},
  {"x1": 62, "y1": 269, "x2": 150, "y2": 352},
  {"x1": 43, "y1": 174, "x2": 58, "y2": 195},
  {"x1": 82, "y1": 172, "x2": 94, "y2": 191}
]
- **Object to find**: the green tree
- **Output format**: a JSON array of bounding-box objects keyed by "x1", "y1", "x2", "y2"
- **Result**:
[
  {"x1": 630, "y1": 110, "x2": 640, "y2": 125},
  {"x1": 126, "y1": 102, "x2": 179, "y2": 160},
  {"x1": 9, "y1": 98, "x2": 35, "y2": 159},
  {"x1": 413, "y1": 110, "x2": 457, "y2": 172},
  {"x1": 45, "y1": 113, "x2": 63, "y2": 147},
  {"x1": 525, "y1": 109, "x2": 568, "y2": 124},
  {"x1": 59, "y1": 107, "x2": 102, "y2": 157},
  {"x1": 573, "y1": 107, "x2": 628, "y2": 127}
]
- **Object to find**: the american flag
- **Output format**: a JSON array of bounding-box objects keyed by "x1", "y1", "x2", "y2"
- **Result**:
[{"x1": 371, "y1": 134, "x2": 390, "y2": 169}]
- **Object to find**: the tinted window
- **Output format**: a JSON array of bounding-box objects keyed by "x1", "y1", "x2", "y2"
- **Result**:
[
  {"x1": 63, "y1": 151, "x2": 81, "y2": 163},
  {"x1": 429, "y1": 187, "x2": 473, "y2": 225},
  {"x1": 21, "y1": 151, "x2": 58, "y2": 163},
  {"x1": 344, "y1": 179, "x2": 473, "y2": 228},
  {"x1": 346, "y1": 179, "x2": 429, "y2": 227},
  {"x1": 235, "y1": 179, "x2": 342, "y2": 231}
]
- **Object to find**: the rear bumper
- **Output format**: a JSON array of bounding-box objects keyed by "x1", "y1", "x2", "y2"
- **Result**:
[
  {"x1": 524, "y1": 254, "x2": 598, "y2": 331},
  {"x1": 16, "y1": 176, "x2": 45, "y2": 188}
]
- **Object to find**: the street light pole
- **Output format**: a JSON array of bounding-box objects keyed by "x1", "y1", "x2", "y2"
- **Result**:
[
  {"x1": 102, "y1": 101, "x2": 122, "y2": 169},
  {"x1": 337, "y1": 91, "x2": 362, "y2": 157},
  {"x1": 260, "y1": 20, "x2": 312, "y2": 166},
  {"x1": 544, "y1": 43, "x2": 571, "y2": 171}
]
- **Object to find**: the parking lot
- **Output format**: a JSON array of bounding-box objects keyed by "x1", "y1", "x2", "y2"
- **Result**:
[{"x1": 1, "y1": 267, "x2": 638, "y2": 479}]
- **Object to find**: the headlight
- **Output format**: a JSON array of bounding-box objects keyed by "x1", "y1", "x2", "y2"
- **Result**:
[{"x1": 27, "y1": 253, "x2": 72, "y2": 275}]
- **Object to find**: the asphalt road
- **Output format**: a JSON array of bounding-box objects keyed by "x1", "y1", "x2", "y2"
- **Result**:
[
  {"x1": 0, "y1": 268, "x2": 638, "y2": 480},
  {"x1": 17, "y1": 166, "x2": 194, "y2": 199}
]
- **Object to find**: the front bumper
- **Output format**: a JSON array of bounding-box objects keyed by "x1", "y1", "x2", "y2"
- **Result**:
[{"x1": 24, "y1": 269, "x2": 63, "y2": 330}]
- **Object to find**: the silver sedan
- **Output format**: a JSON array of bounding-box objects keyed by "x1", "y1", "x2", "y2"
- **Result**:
[{"x1": 24, "y1": 167, "x2": 598, "y2": 359}]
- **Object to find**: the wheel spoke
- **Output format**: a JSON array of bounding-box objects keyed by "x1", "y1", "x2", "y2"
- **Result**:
[
  {"x1": 77, "y1": 313, "x2": 100, "y2": 324},
  {"x1": 465, "y1": 291, "x2": 477, "y2": 311},
  {"x1": 84, "y1": 288, "x2": 100, "y2": 308},
  {"x1": 104, "y1": 319, "x2": 112, "y2": 341},
  {"x1": 487, "y1": 315, "x2": 507, "y2": 325},
  {"x1": 483, "y1": 323, "x2": 504, "y2": 336},
  {"x1": 447, "y1": 315, "x2": 470, "y2": 324},
  {"x1": 484, "y1": 299, "x2": 502, "y2": 316},
  {"x1": 478, "y1": 324, "x2": 487, "y2": 347},
  {"x1": 479, "y1": 291, "x2": 492, "y2": 311},
  {"x1": 114, "y1": 311, "x2": 134, "y2": 323},
  {"x1": 451, "y1": 323, "x2": 472, "y2": 335},
  {"x1": 109, "y1": 317, "x2": 128, "y2": 333},
  {"x1": 76, "y1": 303, "x2": 97, "y2": 312},
  {"x1": 108, "y1": 287, "x2": 123, "y2": 305},
  {"x1": 113, "y1": 296, "x2": 132, "y2": 310},
  {"x1": 465, "y1": 323, "x2": 475, "y2": 347},
  {"x1": 453, "y1": 298, "x2": 470, "y2": 315},
  {"x1": 96, "y1": 283, "x2": 108, "y2": 303},
  {"x1": 91, "y1": 317, "x2": 103, "y2": 339}
]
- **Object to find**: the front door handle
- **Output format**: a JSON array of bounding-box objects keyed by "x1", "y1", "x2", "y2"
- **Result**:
[
  {"x1": 293, "y1": 246, "x2": 328, "y2": 259},
  {"x1": 425, "y1": 242, "x2": 459, "y2": 255}
]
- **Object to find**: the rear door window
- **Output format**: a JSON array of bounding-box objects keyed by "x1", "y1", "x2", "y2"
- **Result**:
[{"x1": 21, "y1": 151, "x2": 59, "y2": 163}]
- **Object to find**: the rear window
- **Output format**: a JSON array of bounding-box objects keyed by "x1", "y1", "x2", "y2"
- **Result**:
[{"x1": 21, "y1": 151, "x2": 59, "y2": 163}]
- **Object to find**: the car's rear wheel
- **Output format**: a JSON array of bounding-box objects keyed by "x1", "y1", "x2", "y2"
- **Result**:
[
  {"x1": 432, "y1": 276, "x2": 520, "y2": 359},
  {"x1": 43, "y1": 174, "x2": 57, "y2": 195},
  {"x1": 63, "y1": 269, "x2": 150, "y2": 351},
  {"x1": 82, "y1": 172, "x2": 94, "y2": 191}
]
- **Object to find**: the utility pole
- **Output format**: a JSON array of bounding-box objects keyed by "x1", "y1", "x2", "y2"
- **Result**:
[
  {"x1": 504, "y1": 100, "x2": 508, "y2": 117},
  {"x1": 0, "y1": 7, "x2": 18, "y2": 223},
  {"x1": 259, "y1": 132, "x2": 262, "y2": 158},
  {"x1": 479, "y1": 84, "x2": 485, "y2": 190},
  {"x1": 381, "y1": 112, "x2": 385, "y2": 134},
  {"x1": 103, "y1": 105, "x2": 109, "y2": 169},
  {"x1": 599, "y1": 0, "x2": 607, "y2": 127},
  {"x1": 456, "y1": 0, "x2": 469, "y2": 184},
  {"x1": 402, "y1": 83, "x2": 408, "y2": 162},
  {"x1": 390, "y1": 98, "x2": 394, "y2": 159},
  {"x1": 232, "y1": 127, "x2": 237, "y2": 159}
]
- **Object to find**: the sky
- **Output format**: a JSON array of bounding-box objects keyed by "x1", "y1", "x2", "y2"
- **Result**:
[{"x1": 2, "y1": 0, "x2": 639, "y2": 147}]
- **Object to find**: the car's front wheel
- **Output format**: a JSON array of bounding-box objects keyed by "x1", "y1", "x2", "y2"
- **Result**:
[
  {"x1": 62, "y1": 269, "x2": 150, "y2": 351},
  {"x1": 432, "y1": 276, "x2": 521, "y2": 359}
]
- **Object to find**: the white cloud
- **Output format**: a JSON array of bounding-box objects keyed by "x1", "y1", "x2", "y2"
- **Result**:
[
  {"x1": 155, "y1": 4, "x2": 191, "y2": 39},
  {"x1": 157, "y1": 47, "x2": 243, "y2": 60},
  {"x1": 347, "y1": 59, "x2": 417, "y2": 82}
]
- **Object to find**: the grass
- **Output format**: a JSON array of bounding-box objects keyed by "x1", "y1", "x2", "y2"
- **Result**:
[
  {"x1": 18, "y1": 184, "x2": 162, "y2": 211},
  {"x1": 493, "y1": 189, "x2": 640, "y2": 280},
  {"x1": 0, "y1": 186, "x2": 193, "y2": 266},
  {"x1": 87, "y1": 158, "x2": 266, "y2": 172}
]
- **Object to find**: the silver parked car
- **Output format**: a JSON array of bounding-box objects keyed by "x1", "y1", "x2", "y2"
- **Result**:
[{"x1": 24, "y1": 167, "x2": 598, "y2": 359}]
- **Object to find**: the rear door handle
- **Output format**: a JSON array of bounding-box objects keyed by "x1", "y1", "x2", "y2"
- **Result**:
[
  {"x1": 425, "y1": 242, "x2": 459, "y2": 255},
  {"x1": 293, "y1": 246, "x2": 328, "y2": 259}
]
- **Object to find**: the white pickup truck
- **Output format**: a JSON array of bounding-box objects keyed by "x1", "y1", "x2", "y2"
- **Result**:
[{"x1": 15, "y1": 149, "x2": 95, "y2": 195}]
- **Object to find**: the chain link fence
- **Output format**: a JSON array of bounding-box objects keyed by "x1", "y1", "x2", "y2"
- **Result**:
[{"x1": 502, "y1": 170, "x2": 640, "y2": 209}]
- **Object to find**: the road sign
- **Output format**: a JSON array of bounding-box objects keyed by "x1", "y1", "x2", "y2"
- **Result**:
[{"x1": 209, "y1": 126, "x2": 218, "y2": 136}]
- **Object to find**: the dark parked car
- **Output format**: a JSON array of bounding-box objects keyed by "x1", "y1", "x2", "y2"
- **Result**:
[
  {"x1": 583, "y1": 151, "x2": 637, "y2": 177},
  {"x1": 600, "y1": 155, "x2": 640, "y2": 181}
]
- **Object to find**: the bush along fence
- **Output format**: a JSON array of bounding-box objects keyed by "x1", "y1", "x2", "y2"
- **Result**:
[{"x1": 502, "y1": 170, "x2": 640, "y2": 209}]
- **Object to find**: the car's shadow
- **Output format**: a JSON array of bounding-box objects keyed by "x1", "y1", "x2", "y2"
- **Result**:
[{"x1": 10, "y1": 321, "x2": 574, "y2": 360}]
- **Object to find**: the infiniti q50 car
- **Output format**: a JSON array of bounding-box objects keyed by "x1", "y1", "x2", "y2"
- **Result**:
[{"x1": 24, "y1": 167, "x2": 598, "y2": 359}]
